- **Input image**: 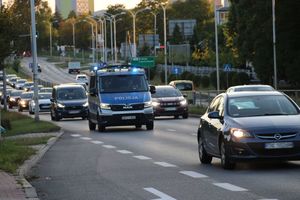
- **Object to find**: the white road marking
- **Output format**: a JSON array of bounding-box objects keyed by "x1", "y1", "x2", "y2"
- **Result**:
[
  {"x1": 102, "y1": 145, "x2": 116, "y2": 149},
  {"x1": 144, "y1": 187, "x2": 176, "y2": 200},
  {"x1": 80, "y1": 137, "x2": 92, "y2": 140},
  {"x1": 71, "y1": 134, "x2": 81, "y2": 137},
  {"x1": 167, "y1": 129, "x2": 176, "y2": 132},
  {"x1": 154, "y1": 162, "x2": 177, "y2": 168},
  {"x1": 213, "y1": 183, "x2": 248, "y2": 192},
  {"x1": 179, "y1": 171, "x2": 208, "y2": 178},
  {"x1": 191, "y1": 133, "x2": 197, "y2": 136},
  {"x1": 90, "y1": 140, "x2": 103, "y2": 144},
  {"x1": 133, "y1": 155, "x2": 152, "y2": 160},
  {"x1": 258, "y1": 199, "x2": 278, "y2": 200},
  {"x1": 117, "y1": 150, "x2": 133, "y2": 154}
]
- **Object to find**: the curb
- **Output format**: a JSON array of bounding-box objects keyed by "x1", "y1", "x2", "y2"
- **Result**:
[{"x1": 17, "y1": 130, "x2": 64, "y2": 200}]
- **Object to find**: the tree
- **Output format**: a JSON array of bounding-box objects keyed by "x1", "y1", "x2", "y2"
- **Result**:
[{"x1": 170, "y1": 23, "x2": 183, "y2": 44}]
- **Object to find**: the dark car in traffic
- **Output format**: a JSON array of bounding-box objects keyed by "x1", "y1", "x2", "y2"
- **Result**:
[
  {"x1": 197, "y1": 91, "x2": 300, "y2": 169},
  {"x1": 151, "y1": 85, "x2": 188, "y2": 119},
  {"x1": 226, "y1": 84, "x2": 275, "y2": 93},
  {"x1": 50, "y1": 84, "x2": 88, "y2": 121},
  {"x1": 18, "y1": 91, "x2": 34, "y2": 112},
  {"x1": 8, "y1": 90, "x2": 23, "y2": 108}
]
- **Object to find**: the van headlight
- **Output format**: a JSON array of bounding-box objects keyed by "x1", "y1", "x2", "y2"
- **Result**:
[
  {"x1": 144, "y1": 101, "x2": 152, "y2": 108},
  {"x1": 180, "y1": 99, "x2": 187, "y2": 106},
  {"x1": 100, "y1": 103, "x2": 111, "y2": 110},
  {"x1": 83, "y1": 102, "x2": 88, "y2": 107},
  {"x1": 57, "y1": 103, "x2": 65, "y2": 108},
  {"x1": 152, "y1": 101, "x2": 160, "y2": 107}
]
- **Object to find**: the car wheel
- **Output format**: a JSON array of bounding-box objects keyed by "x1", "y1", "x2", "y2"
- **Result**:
[
  {"x1": 135, "y1": 125, "x2": 142, "y2": 129},
  {"x1": 174, "y1": 115, "x2": 179, "y2": 119},
  {"x1": 182, "y1": 113, "x2": 188, "y2": 119},
  {"x1": 198, "y1": 134, "x2": 212, "y2": 164},
  {"x1": 220, "y1": 140, "x2": 235, "y2": 170},
  {"x1": 146, "y1": 121, "x2": 154, "y2": 130},
  {"x1": 9, "y1": 104, "x2": 12, "y2": 109},
  {"x1": 82, "y1": 117, "x2": 87, "y2": 120},
  {"x1": 29, "y1": 110, "x2": 34, "y2": 115},
  {"x1": 53, "y1": 111, "x2": 60, "y2": 121},
  {"x1": 98, "y1": 124, "x2": 105, "y2": 132},
  {"x1": 89, "y1": 119, "x2": 96, "y2": 131}
]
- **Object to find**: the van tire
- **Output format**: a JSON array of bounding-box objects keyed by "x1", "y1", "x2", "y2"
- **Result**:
[
  {"x1": 89, "y1": 119, "x2": 96, "y2": 131},
  {"x1": 98, "y1": 125, "x2": 105, "y2": 132},
  {"x1": 146, "y1": 122, "x2": 154, "y2": 130}
]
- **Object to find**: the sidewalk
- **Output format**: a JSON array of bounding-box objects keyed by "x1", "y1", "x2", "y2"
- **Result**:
[{"x1": 0, "y1": 171, "x2": 26, "y2": 200}]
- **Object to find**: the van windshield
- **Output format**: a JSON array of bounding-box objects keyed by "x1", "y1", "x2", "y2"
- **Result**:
[
  {"x1": 99, "y1": 75, "x2": 148, "y2": 93},
  {"x1": 175, "y1": 82, "x2": 193, "y2": 91},
  {"x1": 57, "y1": 87, "x2": 87, "y2": 100}
]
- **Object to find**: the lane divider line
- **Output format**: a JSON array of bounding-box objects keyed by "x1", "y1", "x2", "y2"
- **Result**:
[
  {"x1": 144, "y1": 187, "x2": 177, "y2": 200},
  {"x1": 213, "y1": 183, "x2": 248, "y2": 192},
  {"x1": 133, "y1": 155, "x2": 152, "y2": 160},
  {"x1": 80, "y1": 137, "x2": 92, "y2": 140},
  {"x1": 167, "y1": 129, "x2": 177, "y2": 132},
  {"x1": 117, "y1": 150, "x2": 133, "y2": 154},
  {"x1": 90, "y1": 141, "x2": 103, "y2": 144},
  {"x1": 154, "y1": 162, "x2": 177, "y2": 168},
  {"x1": 71, "y1": 134, "x2": 81, "y2": 137},
  {"x1": 102, "y1": 145, "x2": 116, "y2": 149},
  {"x1": 179, "y1": 171, "x2": 208, "y2": 178}
]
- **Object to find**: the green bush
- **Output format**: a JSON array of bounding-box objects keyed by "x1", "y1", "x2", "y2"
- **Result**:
[
  {"x1": 201, "y1": 76, "x2": 210, "y2": 88},
  {"x1": 1, "y1": 119, "x2": 11, "y2": 130},
  {"x1": 193, "y1": 75, "x2": 202, "y2": 87}
]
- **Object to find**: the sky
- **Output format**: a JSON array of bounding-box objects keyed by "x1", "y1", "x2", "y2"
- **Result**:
[{"x1": 47, "y1": 0, "x2": 143, "y2": 12}]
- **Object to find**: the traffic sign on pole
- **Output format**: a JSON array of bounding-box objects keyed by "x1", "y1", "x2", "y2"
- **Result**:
[
  {"x1": 131, "y1": 57, "x2": 155, "y2": 68},
  {"x1": 224, "y1": 64, "x2": 232, "y2": 72}
]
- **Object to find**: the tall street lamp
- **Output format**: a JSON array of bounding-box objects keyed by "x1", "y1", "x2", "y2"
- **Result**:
[
  {"x1": 151, "y1": 12, "x2": 157, "y2": 56},
  {"x1": 214, "y1": 0, "x2": 220, "y2": 93},
  {"x1": 82, "y1": 20, "x2": 95, "y2": 63},
  {"x1": 160, "y1": 3, "x2": 168, "y2": 85},
  {"x1": 86, "y1": 16, "x2": 98, "y2": 63},
  {"x1": 272, "y1": 0, "x2": 277, "y2": 89}
]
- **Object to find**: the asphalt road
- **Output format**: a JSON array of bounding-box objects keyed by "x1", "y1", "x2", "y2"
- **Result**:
[
  {"x1": 27, "y1": 114, "x2": 300, "y2": 200},
  {"x1": 19, "y1": 57, "x2": 300, "y2": 200}
]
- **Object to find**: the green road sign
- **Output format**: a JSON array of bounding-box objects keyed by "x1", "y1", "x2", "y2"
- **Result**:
[{"x1": 131, "y1": 57, "x2": 155, "y2": 68}]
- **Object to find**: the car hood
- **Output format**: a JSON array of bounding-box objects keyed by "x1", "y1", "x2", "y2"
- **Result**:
[
  {"x1": 100, "y1": 92, "x2": 151, "y2": 104},
  {"x1": 58, "y1": 99, "x2": 87, "y2": 106},
  {"x1": 152, "y1": 96, "x2": 184, "y2": 102},
  {"x1": 227, "y1": 115, "x2": 300, "y2": 132}
]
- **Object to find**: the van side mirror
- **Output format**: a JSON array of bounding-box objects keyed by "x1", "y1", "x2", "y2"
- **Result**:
[
  {"x1": 89, "y1": 88, "x2": 97, "y2": 96},
  {"x1": 149, "y1": 85, "x2": 156, "y2": 94}
]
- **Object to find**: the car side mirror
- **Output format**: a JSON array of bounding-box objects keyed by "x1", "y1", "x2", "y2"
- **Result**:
[
  {"x1": 50, "y1": 98, "x2": 54, "y2": 102},
  {"x1": 183, "y1": 94, "x2": 187, "y2": 98},
  {"x1": 89, "y1": 88, "x2": 97, "y2": 96},
  {"x1": 208, "y1": 111, "x2": 221, "y2": 119},
  {"x1": 149, "y1": 85, "x2": 156, "y2": 94}
]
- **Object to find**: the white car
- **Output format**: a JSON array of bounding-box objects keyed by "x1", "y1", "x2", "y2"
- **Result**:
[
  {"x1": 29, "y1": 92, "x2": 52, "y2": 114},
  {"x1": 75, "y1": 74, "x2": 88, "y2": 85},
  {"x1": 15, "y1": 79, "x2": 27, "y2": 89}
]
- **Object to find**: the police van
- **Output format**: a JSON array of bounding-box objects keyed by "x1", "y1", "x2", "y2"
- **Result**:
[{"x1": 88, "y1": 65, "x2": 156, "y2": 132}]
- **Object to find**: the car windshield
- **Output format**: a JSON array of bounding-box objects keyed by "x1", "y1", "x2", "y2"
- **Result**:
[
  {"x1": 11, "y1": 91, "x2": 22, "y2": 96},
  {"x1": 152, "y1": 87, "x2": 182, "y2": 98},
  {"x1": 175, "y1": 82, "x2": 193, "y2": 91},
  {"x1": 40, "y1": 88, "x2": 52, "y2": 93},
  {"x1": 39, "y1": 93, "x2": 51, "y2": 99},
  {"x1": 17, "y1": 80, "x2": 26, "y2": 84},
  {"x1": 228, "y1": 95, "x2": 299, "y2": 117},
  {"x1": 57, "y1": 87, "x2": 86, "y2": 100},
  {"x1": 234, "y1": 87, "x2": 274, "y2": 92},
  {"x1": 20, "y1": 93, "x2": 33, "y2": 99},
  {"x1": 99, "y1": 75, "x2": 148, "y2": 93}
]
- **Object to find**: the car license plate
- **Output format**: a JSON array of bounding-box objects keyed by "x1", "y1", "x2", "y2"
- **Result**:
[
  {"x1": 265, "y1": 142, "x2": 294, "y2": 149},
  {"x1": 121, "y1": 116, "x2": 136, "y2": 120},
  {"x1": 165, "y1": 107, "x2": 176, "y2": 111},
  {"x1": 69, "y1": 110, "x2": 80, "y2": 114}
]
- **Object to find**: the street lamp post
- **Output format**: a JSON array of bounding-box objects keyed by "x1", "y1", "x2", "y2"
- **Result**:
[
  {"x1": 151, "y1": 12, "x2": 157, "y2": 56},
  {"x1": 214, "y1": 0, "x2": 220, "y2": 93},
  {"x1": 161, "y1": 4, "x2": 168, "y2": 85},
  {"x1": 103, "y1": 15, "x2": 114, "y2": 63},
  {"x1": 83, "y1": 20, "x2": 95, "y2": 63},
  {"x1": 72, "y1": 22, "x2": 75, "y2": 57},
  {"x1": 49, "y1": 22, "x2": 52, "y2": 56},
  {"x1": 272, "y1": 0, "x2": 277, "y2": 89},
  {"x1": 86, "y1": 16, "x2": 98, "y2": 63}
]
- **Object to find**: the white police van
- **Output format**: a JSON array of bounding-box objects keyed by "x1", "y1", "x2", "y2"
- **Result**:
[{"x1": 88, "y1": 65, "x2": 156, "y2": 132}]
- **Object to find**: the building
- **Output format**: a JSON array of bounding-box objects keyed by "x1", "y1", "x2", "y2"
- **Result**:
[
  {"x1": 216, "y1": 0, "x2": 230, "y2": 24},
  {"x1": 55, "y1": 0, "x2": 94, "y2": 19},
  {"x1": 168, "y1": 19, "x2": 196, "y2": 39}
]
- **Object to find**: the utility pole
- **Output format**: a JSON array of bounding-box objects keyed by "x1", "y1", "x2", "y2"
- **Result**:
[
  {"x1": 272, "y1": 0, "x2": 277, "y2": 89},
  {"x1": 214, "y1": 0, "x2": 220, "y2": 93},
  {"x1": 30, "y1": 0, "x2": 39, "y2": 121}
]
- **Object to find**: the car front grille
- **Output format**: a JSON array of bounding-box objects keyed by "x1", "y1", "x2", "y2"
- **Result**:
[
  {"x1": 256, "y1": 132, "x2": 297, "y2": 140},
  {"x1": 64, "y1": 105, "x2": 83, "y2": 110},
  {"x1": 160, "y1": 102, "x2": 180, "y2": 107}
]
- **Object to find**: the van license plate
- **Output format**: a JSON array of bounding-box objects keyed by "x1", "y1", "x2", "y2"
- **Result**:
[
  {"x1": 122, "y1": 116, "x2": 136, "y2": 120},
  {"x1": 265, "y1": 142, "x2": 294, "y2": 149}
]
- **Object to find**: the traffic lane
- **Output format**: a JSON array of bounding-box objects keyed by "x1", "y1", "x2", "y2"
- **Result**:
[
  {"x1": 33, "y1": 114, "x2": 300, "y2": 200},
  {"x1": 30, "y1": 131, "x2": 265, "y2": 200}
]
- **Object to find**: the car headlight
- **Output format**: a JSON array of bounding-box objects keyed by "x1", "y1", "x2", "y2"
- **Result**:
[
  {"x1": 57, "y1": 103, "x2": 65, "y2": 108},
  {"x1": 83, "y1": 102, "x2": 89, "y2": 107},
  {"x1": 152, "y1": 101, "x2": 160, "y2": 107},
  {"x1": 100, "y1": 103, "x2": 111, "y2": 110},
  {"x1": 180, "y1": 99, "x2": 187, "y2": 106},
  {"x1": 20, "y1": 100, "x2": 26, "y2": 105},
  {"x1": 230, "y1": 128, "x2": 252, "y2": 138},
  {"x1": 10, "y1": 97, "x2": 15, "y2": 102},
  {"x1": 144, "y1": 101, "x2": 152, "y2": 108}
]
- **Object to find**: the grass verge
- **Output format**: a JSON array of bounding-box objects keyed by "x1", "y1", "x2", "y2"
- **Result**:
[
  {"x1": 188, "y1": 105, "x2": 207, "y2": 116},
  {"x1": 1, "y1": 110, "x2": 60, "y2": 137},
  {"x1": 0, "y1": 136, "x2": 52, "y2": 173}
]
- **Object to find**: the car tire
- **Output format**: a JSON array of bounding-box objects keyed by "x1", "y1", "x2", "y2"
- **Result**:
[
  {"x1": 53, "y1": 111, "x2": 60, "y2": 121},
  {"x1": 174, "y1": 115, "x2": 179, "y2": 119},
  {"x1": 98, "y1": 124, "x2": 105, "y2": 132},
  {"x1": 182, "y1": 113, "x2": 189, "y2": 119},
  {"x1": 82, "y1": 117, "x2": 87, "y2": 120},
  {"x1": 9, "y1": 104, "x2": 12, "y2": 109},
  {"x1": 146, "y1": 121, "x2": 154, "y2": 130},
  {"x1": 89, "y1": 119, "x2": 96, "y2": 131},
  {"x1": 135, "y1": 125, "x2": 142, "y2": 129},
  {"x1": 220, "y1": 140, "x2": 235, "y2": 170},
  {"x1": 29, "y1": 110, "x2": 34, "y2": 115},
  {"x1": 198, "y1": 134, "x2": 212, "y2": 164}
]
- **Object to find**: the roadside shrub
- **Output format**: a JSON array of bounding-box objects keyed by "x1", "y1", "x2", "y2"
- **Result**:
[
  {"x1": 12, "y1": 59, "x2": 20, "y2": 73},
  {"x1": 1, "y1": 119, "x2": 11, "y2": 130},
  {"x1": 180, "y1": 71, "x2": 193, "y2": 80},
  {"x1": 193, "y1": 75, "x2": 201, "y2": 87},
  {"x1": 201, "y1": 76, "x2": 210, "y2": 88}
]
